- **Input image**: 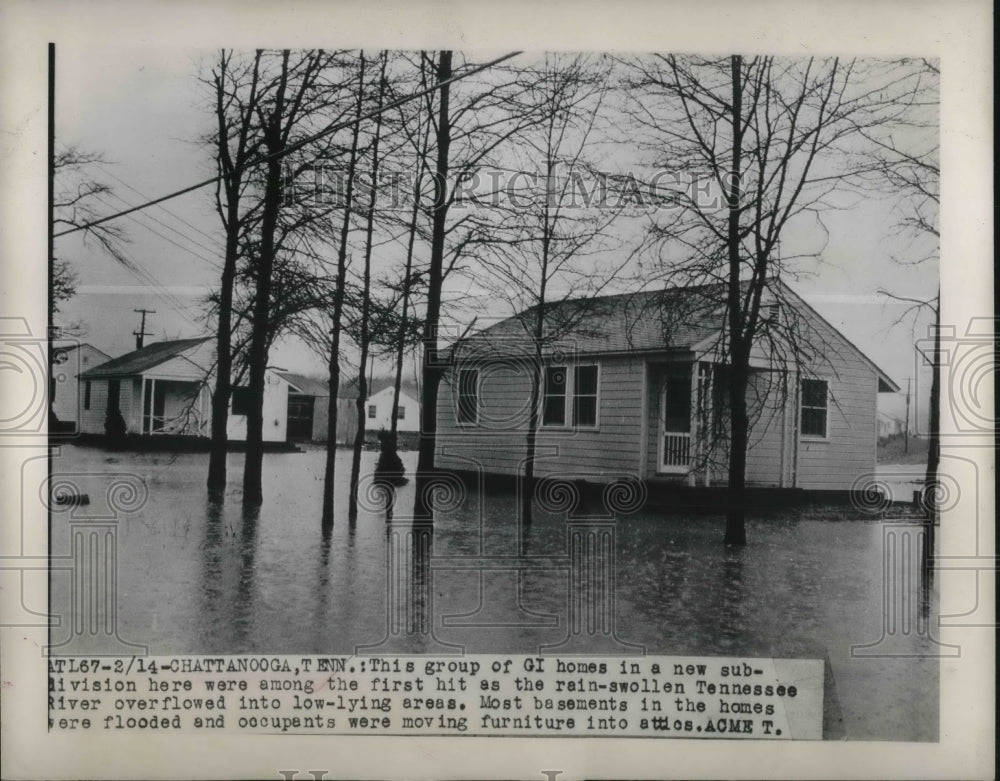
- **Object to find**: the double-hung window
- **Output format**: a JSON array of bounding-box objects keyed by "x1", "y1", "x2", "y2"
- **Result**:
[
  {"x1": 572, "y1": 365, "x2": 599, "y2": 427},
  {"x1": 457, "y1": 368, "x2": 479, "y2": 425},
  {"x1": 542, "y1": 365, "x2": 567, "y2": 426},
  {"x1": 800, "y1": 378, "x2": 829, "y2": 438},
  {"x1": 542, "y1": 363, "x2": 599, "y2": 428}
]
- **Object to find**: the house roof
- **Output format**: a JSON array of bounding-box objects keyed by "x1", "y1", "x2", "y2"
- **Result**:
[
  {"x1": 337, "y1": 376, "x2": 420, "y2": 401},
  {"x1": 79, "y1": 338, "x2": 211, "y2": 380},
  {"x1": 455, "y1": 284, "x2": 727, "y2": 358},
  {"x1": 277, "y1": 371, "x2": 330, "y2": 397},
  {"x1": 453, "y1": 279, "x2": 899, "y2": 392},
  {"x1": 52, "y1": 343, "x2": 111, "y2": 363}
]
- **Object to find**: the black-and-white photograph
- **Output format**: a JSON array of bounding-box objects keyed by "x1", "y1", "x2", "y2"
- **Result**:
[{"x1": 0, "y1": 2, "x2": 993, "y2": 779}]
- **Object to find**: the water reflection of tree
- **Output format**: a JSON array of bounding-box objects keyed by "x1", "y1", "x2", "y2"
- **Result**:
[
  {"x1": 716, "y1": 547, "x2": 747, "y2": 653},
  {"x1": 232, "y1": 504, "x2": 260, "y2": 650},
  {"x1": 199, "y1": 498, "x2": 225, "y2": 646}
]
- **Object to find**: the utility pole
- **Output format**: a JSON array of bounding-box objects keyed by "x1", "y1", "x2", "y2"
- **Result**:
[{"x1": 133, "y1": 308, "x2": 156, "y2": 349}]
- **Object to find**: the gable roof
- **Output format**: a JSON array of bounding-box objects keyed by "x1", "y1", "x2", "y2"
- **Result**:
[
  {"x1": 80, "y1": 338, "x2": 211, "y2": 380},
  {"x1": 455, "y1": 283, "x2": 729, "y2": 357},
  {"x1": 336, "y1": 376, "x2": 420, "y2": 401},
  {"x1": 277, "y1": 371, "x2": 330, "y2": 397},
  {"x1": 52, "y1": 343, "x2": 111, "y2": 364},
  {"x1": 453, "y1": 279, "x2": 898, "y2": 392}
]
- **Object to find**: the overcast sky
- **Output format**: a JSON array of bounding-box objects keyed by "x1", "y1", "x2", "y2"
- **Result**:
[{"x1": 54, "y1": 44, "x2": 938, "y2": 426}]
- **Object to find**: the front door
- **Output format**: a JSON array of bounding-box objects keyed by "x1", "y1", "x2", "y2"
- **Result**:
[
  {"x1": 658, "y1": 368, "x2": 692, "y2": 473},
  {"x1": 286, "y1": 395, "x2": 315, "y2": 441}
]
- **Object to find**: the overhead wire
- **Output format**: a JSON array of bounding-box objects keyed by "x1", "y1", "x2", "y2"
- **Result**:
[{"x1": 54, "y1": 50, "x2": 523, "y2": 240}]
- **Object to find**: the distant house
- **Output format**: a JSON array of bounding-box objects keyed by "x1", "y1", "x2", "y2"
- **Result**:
[
  {"x1": 877, "y1": 411, "x2": 905, "y2": 439},
  {"x1": 51, "y1": 343, "x2": 111, "y2": 427},
  {"x1": 331, "y1": 378, "x2": 422, "y2": 445},
  {"x1": 78, "y1": 338, "x2": 291, "y2": 442},
  {"x1": 435, "y1": 280, "x2": 898, "y2": 492},
  {"x1": 364, "y1": 383, "x2": 420, "y2": 434}
]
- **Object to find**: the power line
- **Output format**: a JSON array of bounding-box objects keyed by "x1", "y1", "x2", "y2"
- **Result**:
[
  {"x1": 96, "y1": 193, "x2": 223, "y2": 270},
  {"x1": 95, "y1": 163, "x2": 224, "y2": 249},
  {"x1": 54, "y1": 50, "x2": 523, "y2": 240}
]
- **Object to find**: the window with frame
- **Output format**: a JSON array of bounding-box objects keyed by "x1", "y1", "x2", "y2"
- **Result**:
[
  {"x1": 800, "y1": 378, "x2": 828, "y2": 437},
  {"x1": 83, "y1": 380, "x2": 91, "y2": 410},
  {"x1": 542, "y1": 365, "x2": 567, "y2": 426},
  {"x1": 396, "y1": 406, "x2": 405, "y2": 420},
  {"x1": 572, "y1": 364, "x2": 599, "y2": 427},
  {"x1": 457, "y1": 368, "x2": 479, "y2": 424},
  {"x1": 368, "y1": 404, "x2": 377, "y2": 419},
  {"x1": 231, "y1": 386, "x2": 253, "y2": 416}
]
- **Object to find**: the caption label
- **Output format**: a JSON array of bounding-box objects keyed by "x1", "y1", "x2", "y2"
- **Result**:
[{"x1": 48, "y1": 654, "x2": 824, "y2": 739}]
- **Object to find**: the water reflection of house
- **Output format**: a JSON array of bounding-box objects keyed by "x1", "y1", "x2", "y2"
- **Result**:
[
  {"x1": 435, "y1": 280, "x2": 898, "y2": 493},
  {"x1": 78, "y1": 338, "x2": 291, "y2": 442},
  {"x1": 51, "y1": 343, "x2": 111, "y2": 429}
]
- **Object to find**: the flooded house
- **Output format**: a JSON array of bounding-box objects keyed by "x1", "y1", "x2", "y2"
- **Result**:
[
  {"x1": 275, "y1": 371, "x2": 330, "y2": 443},
  {"x1": 328, "y1": 378, "x2": 422, "y2": 446},
  {"x1": 77, "y1": 338, "x2": 292, "y2": 442},
  {"x1": 435, "y1": 280, "x2": 898, "y2": 493},
  {"x1": 51, "y1": 342, "x2": 111, "y2": 430},
  {"x1": 364, "y1": 382, "x2": 420, "y2": 435}
]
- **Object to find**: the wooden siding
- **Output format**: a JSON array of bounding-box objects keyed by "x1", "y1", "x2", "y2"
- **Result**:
[
  {"x1": 436, "y1": 296, "x2": 882, "y2": 492},
  {"x1": 436, "y1": 355, "x2": 646, "y2": 481},
  {"x1": 744, "y1": 371, "x2": 788, "y2": 487},
  {"x1": 793, "y1": 352, "x2": 878, "y2": 491},
  {"x1": 78, "y1": 377, "x2": 138, "y2": 435}
]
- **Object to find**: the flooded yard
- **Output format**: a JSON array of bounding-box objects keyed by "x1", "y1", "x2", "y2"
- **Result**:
[{"x1": 49, "y1": 443, "x2": 939, "y2": 741}]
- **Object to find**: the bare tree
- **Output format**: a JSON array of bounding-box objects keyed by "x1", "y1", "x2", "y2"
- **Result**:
[
  {"x1": 348, "y1": 51, "x2": 390, "y2": 522},
  {"x1": 470, "y1": 53, "x2": 635, "y2": 523},
  {"x1": 317, "y1": 51, "x2": 367, "y2": 527},
  {"x1": 204, "y1": 49, "x2": 265, "y2": 494},
  {"x1": 233, "y1": 49, "x2": 350, "y2": 507},
  {"x1": 411, "y1": 50, "x2": 554, "y2": 523},
  {"x1": 627, "y1": 55, "x2": 926, "y2": 545},
  {"x1": 387, "y1": 58, "x2": 434, "y2": 440}
]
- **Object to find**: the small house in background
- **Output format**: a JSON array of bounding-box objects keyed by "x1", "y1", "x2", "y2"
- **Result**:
[
  {"x1": 435, "y1": 279, "x2": 898, "y2": 494},
  {"x1": 364, "y1": 382, "x2": 420, "y2": 434},
  {"x1": 78, "y1": 338, "x2": 291, "y2": 443},
  {"x1": 877, "y1": 411, "x2": 905, "y2": 440},
  {"x1": 51, "y1": 343, "x2": 111, "y2": 429},
  {"x1": 333, "y1": 378, "x2": 421, "y2": 446}
]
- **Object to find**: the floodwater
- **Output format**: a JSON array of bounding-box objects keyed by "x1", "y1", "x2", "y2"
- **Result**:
[{"x1": 49, "y1": 443, "x2": 939, "y2": 741}]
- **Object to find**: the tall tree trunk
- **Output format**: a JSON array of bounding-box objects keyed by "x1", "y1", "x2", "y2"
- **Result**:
[
  {"x1": 389, "y1": 269, "x2": 413, "y2": 438},
  {"x1": 413, "y1": 50, "x2": 452, "y2": 524},
  {"x1": 390, "y1": 59, "x2": 433, "y2": 443},
  {"x1": 923, "y1": 292, "x2": 941, "y2": 523},
  {"x1": 349, "y1": 52, "x2": 387, "y2": 523},
  {"x1": 207, "y1": 226, "x2": 236, "y2": 493},
  {"x1": 521, "y1": 344, "x2": 543, "y2": 526},
  {"x1": 724, "y1": 54, "x2": 748, "y2": 546},
  {"x1": 207, "y1": 50, "x2": 260, "y2": 495},
  {"x1": 390, "y1": 139, "x2": 424, "y2": 437},
  {"x1": 242, "y1": 51, "x2": 290, "y2": 507},
  {"x1": 321, "y1": 52, "x2": 367, "y2": 527},
  {"x1": 725, "y1": 360, "x2": 750, "y2": 545}
]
